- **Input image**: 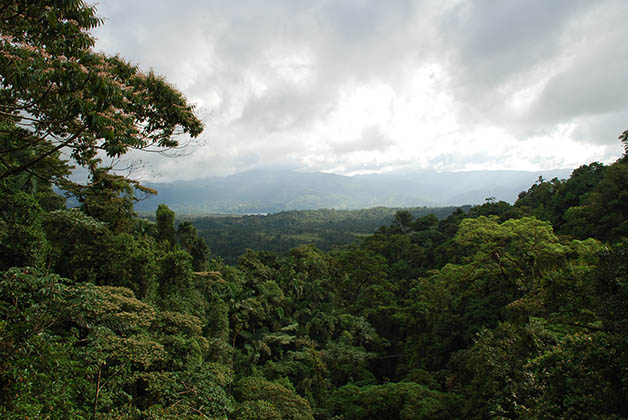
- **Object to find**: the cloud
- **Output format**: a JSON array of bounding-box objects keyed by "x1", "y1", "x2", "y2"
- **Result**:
[
  {"x1": 441, "y1": 0, "x2": 585, "y2": 90},
  {"x1": 90, "y1": 0, "x2": 628, "y2": 181},
  {"x1": 330, "y1": 125, "x2": 394, "y2": 155},
  {"x1": 524, "y1": 2, "x2": 628, "y2": 132},
  {"x1": 437, "y1": 0, "x2": 628, "y2": 144}
]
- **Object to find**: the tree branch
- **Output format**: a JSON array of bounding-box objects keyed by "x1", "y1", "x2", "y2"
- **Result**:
[{"x1": 0, "y1": 131, "x2": 82, "y2": 180}]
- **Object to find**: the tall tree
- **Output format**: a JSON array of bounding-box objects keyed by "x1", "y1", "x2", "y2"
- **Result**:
[
  {"x1": 156, "y1": 204, "x2": 177, "y2": 249},
  {"x1": 620, "y1": 129, "x2": 628, "y2": 158},
  {"x1": 0, "y1": 0, "x2": 203, "y2": 183}
]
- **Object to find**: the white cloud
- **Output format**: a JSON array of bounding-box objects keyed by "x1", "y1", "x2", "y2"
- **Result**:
[{"x1": 91, "y1": 0, "x2": 628, "y2": 181}]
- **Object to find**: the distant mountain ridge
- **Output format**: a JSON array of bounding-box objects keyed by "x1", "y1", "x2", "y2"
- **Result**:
[{"x1": 134, "y1": 168, "x2": 573, "y2": 215}]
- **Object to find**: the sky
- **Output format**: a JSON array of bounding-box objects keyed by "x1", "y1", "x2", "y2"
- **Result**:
[{"x1": 90, "y1": 0, "x2": 628, "y2": 181}]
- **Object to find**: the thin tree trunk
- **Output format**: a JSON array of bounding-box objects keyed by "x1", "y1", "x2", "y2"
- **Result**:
[{"x1": 93, "y1": 365, "x2": 102, "y2": 420}]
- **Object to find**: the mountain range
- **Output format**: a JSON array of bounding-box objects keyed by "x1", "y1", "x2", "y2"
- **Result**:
[{"x1": 134, "y1": 168, "x2": 574, "y2": 215}]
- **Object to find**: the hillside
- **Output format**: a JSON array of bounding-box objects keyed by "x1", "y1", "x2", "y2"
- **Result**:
[
  {"x1": 135, "y1": 168, "x2": 572, "y2": 214},
  {"x1": 184, "y1": 206, "x2": 470, "y2": 263}
]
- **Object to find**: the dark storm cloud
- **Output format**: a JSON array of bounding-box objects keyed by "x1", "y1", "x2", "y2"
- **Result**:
[
  {"x1": 522, "y1": 1, "x2": 628, "y2": 143},
  {"x1": 441, "y1": 0, "x2": 585, "y2": 89},
  {"x1": 438, "y1": 0, "x2": 628, "y2": 144}
]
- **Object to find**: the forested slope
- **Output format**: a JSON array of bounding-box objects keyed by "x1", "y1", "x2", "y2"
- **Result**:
[
  {"x1": 2, "y1": 2, "x2": 628, "y2": 419},
  {"x1": 184, "y1": 206, "x2": 469, "y2": 263},
  {"x1": 132, "y1": 168, "x2": 571, "y2": 215}
]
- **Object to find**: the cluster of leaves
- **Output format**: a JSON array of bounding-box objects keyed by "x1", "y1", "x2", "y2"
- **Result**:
[
  {"x1": 0, "y1": 182, "x2": 234, "y2": 419},
  {"x1": 0, "y1": 0, "x2": 202, "y2": 181},
  {"x1": 0, "y1": 267, "x2": 233, "y2": 419},
  {"x1": 513, "y1": 159, "x2": 628, "y2": 242}
]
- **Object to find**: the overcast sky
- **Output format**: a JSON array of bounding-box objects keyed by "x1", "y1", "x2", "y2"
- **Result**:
[{"x1": 91, "y1": 0, "x2": 627, "y2": 181}]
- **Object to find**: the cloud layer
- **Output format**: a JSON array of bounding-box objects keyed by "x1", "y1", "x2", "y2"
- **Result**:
[{"x1": 91, "y1": 0, "x2": 628, "y2": 180}]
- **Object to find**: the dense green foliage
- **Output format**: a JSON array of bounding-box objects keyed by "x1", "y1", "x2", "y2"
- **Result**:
[
  {"x1": 184, "y1": 206, "x2": 467, "y2": 264},
  {"x1": 2, "y1": 2, "x2": 628, "y2": 419}
]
